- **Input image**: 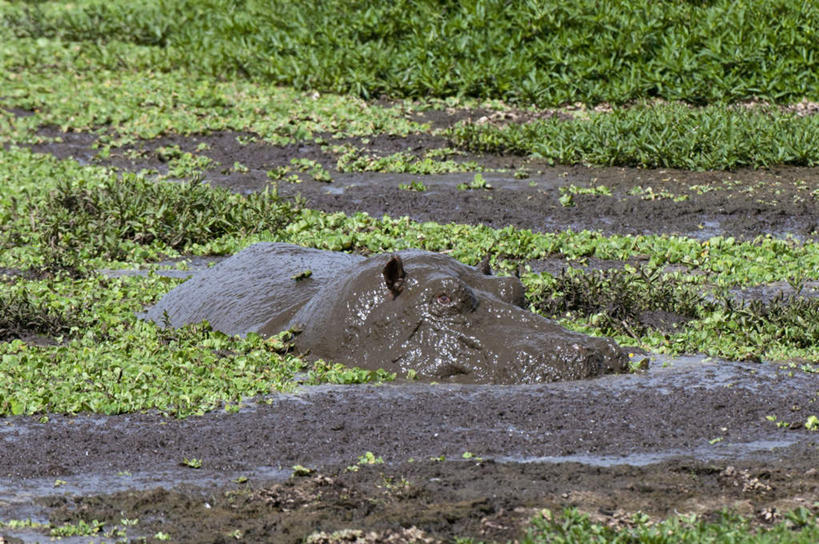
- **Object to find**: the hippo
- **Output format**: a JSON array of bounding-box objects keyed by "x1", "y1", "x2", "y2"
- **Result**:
[{"x1": 145, "y1": 243, "x2": 628, "y2": 384}]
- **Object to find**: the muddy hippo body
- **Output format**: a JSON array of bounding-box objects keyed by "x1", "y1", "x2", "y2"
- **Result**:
[{"x1": 146, "y1": 243, "x2": 628, "y2": 384}]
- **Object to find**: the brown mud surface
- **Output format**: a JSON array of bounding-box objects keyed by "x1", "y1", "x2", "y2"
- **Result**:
[
  {"x1": 2, "y1": 118, "x2": 818, "y2": 542},
  {"x1": 2, "y1": 359, "x2": 817, "y2": 542},
  {"x1": 23, "y1": 125, "x2": 819, "y2": 240}
]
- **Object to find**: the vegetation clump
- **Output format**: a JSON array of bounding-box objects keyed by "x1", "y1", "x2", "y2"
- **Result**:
[
  {"x1": 527, "y1": 266, "x2": 819, "y2": 361},
  {"x1": 5, "y1": 0, "x2": 819, "y2": 106},
  {"x1": 29, "y1": 174, "x2": 297, "y2": 274},
  {"x1": 522, "y1": 508, "x2": 819, "y2": 544},
  {"x1": 447, "y1": 104, "x2": 819, "y2": 169},
  {"x1": 528, "y1": 266, "x2": 706, "y2": 338},
  {"x1": 0, "y1": 287, "x2": 79, "y2": 342}
]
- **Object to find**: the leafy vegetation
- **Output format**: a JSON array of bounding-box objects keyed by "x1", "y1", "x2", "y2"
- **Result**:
[
  {"x1": 335, "y1": 146, "x2": 481, "y2": 174},
  {"x1": 29, "y1": 173, "x2": 296, "y2": 275},
  {"x1": 0, "y1": 38, "x2": 422, "y2": 145},
  {"x1": 3, "y1": 2, "x2": 819, "y2": 170},
  {"x1": 0, "y1": 148, "x2": 816, "y2": 394},
  {"x1": 448, "y1": 103, "x2": 819, "y2": 169},
  {"x1": 0, "y1": 286, "x2": 80, "y2": 342},
  {"x1": 0, "y1": 274, "x2": 297, "y2": 417},
  {"x1": 457, "y1": 173, "x2": 493, "y2": 191},
  {"x1": 518, "y1": 508, "x2": 819, "y2": 544},
  {"x1": 527, "y1": 266, "x2": 819, "y2": 362},
  {"x1": 4, "y1": 0, "x2": 819, "y2": 106}
]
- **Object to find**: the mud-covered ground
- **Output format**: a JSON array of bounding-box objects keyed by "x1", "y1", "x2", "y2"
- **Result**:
[
  {"x1": 27, "y1": 121, "x2": 819, "y2": 241},
  {"x1": 2, "y1": 118, "x2": 818, "y2": 543},
  {"x1": 3, "y1": 360, "x2": 818, "y2": 543}
]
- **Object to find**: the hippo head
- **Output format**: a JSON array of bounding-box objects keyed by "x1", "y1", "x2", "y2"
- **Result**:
[{"x1": 288, "y1": 250, "x2": 628, "y2": 384}]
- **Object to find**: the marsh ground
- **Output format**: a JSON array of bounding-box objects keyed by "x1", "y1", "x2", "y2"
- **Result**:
[
  {"x1": 1, "y1": 123, "x2": 818, "y2": 543},
  {"x1": 31, "y1": 124, "x2": 819, "y2": 241},
  {"x1": 1, "y1": 357, "x2": 818, "y2": 543}
]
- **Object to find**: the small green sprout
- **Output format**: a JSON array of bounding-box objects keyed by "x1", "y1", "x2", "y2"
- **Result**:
[
  {"x1": 358, "y1": 451, "x2": 384, "y2": 465},
  {"x1": 291, "y1": 269, "x2": 313, "y2": 281},
  {"x1": 181, "y1": 458, "x2": 202, "y2": 469},
  {"x1": 457, "y1": 173, "x2": 492, "y2": 191},
  {"x1": 398, "y1": 180, "x2": 427, "y2": 191},
  {"x1": 292, "y1": 464, "x2": 314, "y2": 476}
]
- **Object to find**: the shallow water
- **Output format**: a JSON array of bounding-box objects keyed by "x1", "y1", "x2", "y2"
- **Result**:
[{"x1": 497, "y1": 438, "x2": 798, "y2": 467}]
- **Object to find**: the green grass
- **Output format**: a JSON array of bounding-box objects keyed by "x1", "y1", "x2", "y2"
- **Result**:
[
  {"x1": 3, "y1": 5, "x2": 819, "y2": 170},
  {"x1": 447, "y1": 103, "x2": 819, "y2": 169},
  {"x1": 516, "y1": 508, "x2": 819, "y2": 544},
  {"x1": 3, "y1": 0, "x2": 819, "y2": 106}
]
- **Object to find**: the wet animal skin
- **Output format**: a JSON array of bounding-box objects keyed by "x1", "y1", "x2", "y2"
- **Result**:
[{"x1": 145, "y1": 243, "x2": 628, "y2": 384}]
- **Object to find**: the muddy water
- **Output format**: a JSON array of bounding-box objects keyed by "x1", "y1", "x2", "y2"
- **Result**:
[
  {"x1": 24, "y1": 127, "x2": 819, "y2": 240},
  {"x1": 1, "y1": 356, "x2": 816, "y2": 529}
]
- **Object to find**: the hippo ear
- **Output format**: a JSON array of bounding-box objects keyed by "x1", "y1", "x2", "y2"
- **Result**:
[
  {"x1": 477, "y1": 253, "x2": 492, "y2": 276},
  {"x1": 383, "y1": 254, "x2": 406, "y2": 297}
]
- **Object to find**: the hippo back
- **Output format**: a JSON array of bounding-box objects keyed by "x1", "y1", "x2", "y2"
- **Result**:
[{"x1": 144, "y1": 243, "x2": 364, "y2": 336}]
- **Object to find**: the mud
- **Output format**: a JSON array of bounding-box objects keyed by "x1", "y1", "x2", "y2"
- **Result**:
[
  {"x1": 1, "y1": 357, "x2": 818, "y2": 542},
  {"x1": 23, "y1": 125, "x2": 819, "y2": 240},
  {"x1": 2, "y1": 115, "x2": 819, "y2": 542},
  {"x1": 145, "y1": 243, "x2": 628, "y2": 384}
]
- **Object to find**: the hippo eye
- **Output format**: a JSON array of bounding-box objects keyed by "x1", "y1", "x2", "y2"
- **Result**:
[{"x1": 436, "y1": 293, "x2": 452, "y2": 305}]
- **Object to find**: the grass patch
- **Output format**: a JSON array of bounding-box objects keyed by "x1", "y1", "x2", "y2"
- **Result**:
[
  {"x1": 0, "y1": 286, "x2": 80, "y2": 342},
  {"x1": 526, "y1": 266, "x2": 819, "y2": 362},
  {"x1": 3, "y1": 0, "x2": 819, "y2": 106},
  {"x1": 335, "y1": 146, "x2": 481, "y2": 174},
  {"x1": 4, "y1": 15, "x2": 819, "y2": 169},
  {"x1": 447, "y1": 103, "x2": 819, "y2": 169},
  {"x1": 518, "y1": 507, "x2": 819, "y2": 544},
  {"x1": 31, "y1": 173, "x2": 296, "y2": 274},
  {"x1": 0, "y1": 37, "x2": 422, "y2": 144},
  {"x1": 0, "y1": 275, "x2": 293, "y2": 417},
  {"x1": 0, "y1": 147, "x2": 298, "y2": 274}
]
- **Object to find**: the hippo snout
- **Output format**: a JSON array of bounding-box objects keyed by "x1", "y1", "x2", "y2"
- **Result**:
[{"x1": 474, "y1": 326, "x2": 628, "y2": 384}]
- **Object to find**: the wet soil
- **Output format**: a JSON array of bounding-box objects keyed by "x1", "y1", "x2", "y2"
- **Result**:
[
  {"x1": 23, "y1": 125, "x2": 819, "y2": 240},
  {"x1": 2, "y1": 359, "x2": 818, "y2": 542},
  {"x1": 2, "y1": 115, "x2": 819, "y2": 542}
]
